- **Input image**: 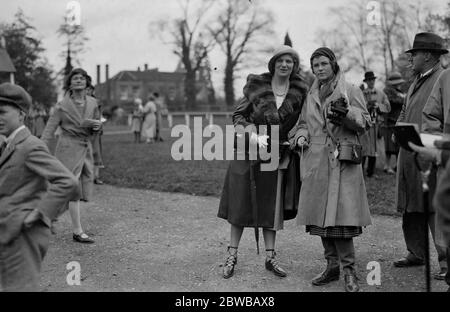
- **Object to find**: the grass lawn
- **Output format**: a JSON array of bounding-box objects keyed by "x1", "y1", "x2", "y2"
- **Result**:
[{"x1": 100, "y1": 117, "x2": 399, "y2": 217}]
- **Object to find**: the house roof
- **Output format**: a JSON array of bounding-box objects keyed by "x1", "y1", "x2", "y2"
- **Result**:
[
  {"x1": 0, "y1": 48, "x2": 16, "y2": 72},
  {"x1": 109, "y1": 68, "x2": 185, "y2": 83}
]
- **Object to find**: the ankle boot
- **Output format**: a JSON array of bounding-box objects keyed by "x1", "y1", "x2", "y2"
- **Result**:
[
  {"x1": 222, "y1": 246, "x2": 238, "y2": 279},
  {"x1": 343, "y1": 268, "x2": 360, "y2": 292},
  {"x1": 265, "y1": 250, "x2": 287, "y2": 278},
  {"x1": 312, "y1": 262, "x2": 340, "y2": 286}
]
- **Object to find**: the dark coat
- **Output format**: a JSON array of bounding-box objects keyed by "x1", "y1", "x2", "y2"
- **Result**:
[
  {"x1": 218, "y1": 73, "x2": 308, "y2": 228},
  {"x1": 396, "y1": 63, "x2": 443, "y2": 213}
]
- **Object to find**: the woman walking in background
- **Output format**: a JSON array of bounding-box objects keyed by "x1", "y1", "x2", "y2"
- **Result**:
[
  {"x1": 218, "y1": 45, "x2": 308, "y2": 279},
  {"x1": 292, "y1": 47, "x2": 371, "y2": 292},
  {"x1": 41, "y1": 68, "x2": 101, "y2": 243},
  {"x1": 131, "y1": 98, "x2": 144, "y2": 143},
  {"x1": 142, "y1": 95, "x2": 157, "y2": 143}
]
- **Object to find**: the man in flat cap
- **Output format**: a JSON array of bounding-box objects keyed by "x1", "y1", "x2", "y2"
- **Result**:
[
  {"x1": 0, "y1": 82, "x2": 78, "y2": 291},
  {"x1": 394, "y1": 32, "x2": 449, "y2": 280}
]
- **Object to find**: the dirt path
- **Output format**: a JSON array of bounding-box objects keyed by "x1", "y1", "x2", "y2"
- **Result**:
[{"x1": 40, "y1": 184, "x2": 448, "y2": 292}]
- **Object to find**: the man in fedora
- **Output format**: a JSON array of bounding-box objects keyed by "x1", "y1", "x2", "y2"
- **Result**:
[
  {"x1": 382, "y1": 72, "x2": 406, "y2": 174},
  {"x1": 394, "y1": 32, "x2": 448, "y2": 280},
  {"x1": 0, "y1": 83, "x2": 78, "y2": 291},
  {"x1": 360, "y1": 71, "x2": 390, "y2": 177}
]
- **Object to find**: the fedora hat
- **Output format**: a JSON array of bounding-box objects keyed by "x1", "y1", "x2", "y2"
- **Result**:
[
  {"x1": 363, "y1": 71, "x2": 377, "y2": 82},
  {"x1": 386, "y1": 72, "x2": 405, "y2": 85},
  {"x1": 405, "y1": 32, "x2": 449, "y2": 54}
]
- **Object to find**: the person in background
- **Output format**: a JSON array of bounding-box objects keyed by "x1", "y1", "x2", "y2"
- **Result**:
[
  {"x1": 142, "y1": 95, "x2": 157, "y2": 144},
  {"x1": 41, "y1": 68, "x2": 101, "y2": 244},
  {"x1": 360, "y1": 71, "x2": 391, "y2": 177},
  {"x1": 131, "y1": 98, "x2": 144, "y2": 143},
  {"x1": 292, "y1": 47, "x2": 371, "y2": 292},
  {"x1": 153, "y1": 92, "x2": 164, "y2": 142},
  {"x1": 381, "y1": 72, "x2": 405, "y2": 174},
  {"x1": 86, "y1": 79, "x2": 104, "y2": 185},
  {"x1": 0, "y1": 82, "x2": 78, "y2": 291},
  {"x1": 393, "y1": 32, "x2": 448, "y2": 277}
]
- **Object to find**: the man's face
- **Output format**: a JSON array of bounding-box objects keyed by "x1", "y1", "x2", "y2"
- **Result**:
[
  {"x1": 409, "y1": 51, "x2": 427, "y2": 74},
  {"x1": 0, "y1": 104, "x2": 24, "y2": 137},
  {"x1": 366, "y1": 79, "x2": 376, "y2": 89}
]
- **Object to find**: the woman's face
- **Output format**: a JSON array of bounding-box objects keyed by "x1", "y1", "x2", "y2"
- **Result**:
[
  {"x1": 274, "y1": 54, "x2": 294, "y2": 78},
  {"x1": 312, "y1": 56, "x2": 334, "y2": 82},
  {"x1": 70, "y1": 73, "x2": 87, "y2": 90}
]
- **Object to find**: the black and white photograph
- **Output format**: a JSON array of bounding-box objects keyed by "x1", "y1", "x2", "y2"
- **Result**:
[{"x1": 1, "y1": 0, "x2": 450, "y2": 301}]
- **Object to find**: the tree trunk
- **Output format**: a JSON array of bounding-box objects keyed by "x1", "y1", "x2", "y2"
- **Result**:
[
  {"x1": 185, "y1": 70, "x2": 197, "y2": 111},
  {"x1": 224, "y1": 60, "x2": 235, "y2": 107}
]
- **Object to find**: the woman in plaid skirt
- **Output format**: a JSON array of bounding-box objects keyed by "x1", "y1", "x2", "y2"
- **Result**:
[{"x1": 291, "y1": 47, "x2": 372, "y2": 292}]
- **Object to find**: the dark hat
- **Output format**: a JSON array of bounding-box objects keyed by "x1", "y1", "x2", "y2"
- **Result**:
[
  {"x1": 386, "y1": 72, "x2": 405, "y2": 85},
  {"x1": 405, "y1": 32, "x2": 449, "y2": 54},
  {"x1": 363, "y1": 71, "x2": 377, "y2": 82},
  {"x1": 0, "y1": 83, "x2": 32, "y2": 113},
  {"x1": 268, "y1": 45, "x2": 300, "y2": 75},
  {"x1": 310, "y1": 47, "x2": 340, "y2": 74}
]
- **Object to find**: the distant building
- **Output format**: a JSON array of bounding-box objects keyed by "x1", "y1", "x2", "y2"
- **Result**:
[{"x1": 95, "y1": 63, "x2": 217, "y2": 113}]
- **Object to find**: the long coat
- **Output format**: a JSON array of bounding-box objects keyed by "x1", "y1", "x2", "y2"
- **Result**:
[
  {"x1": 360, "y1": 87, "x2": 390, "y2": 157},
  {"x1": 0, "y1": 127, "x2": 78, "y2": 245},
  {"x1": 41, "y1": 94, "x2": 100, "y2": 202},
  {"x1": 396, "y1": 63, "x2": 444, "y2": 213},
  {"x1": 382, "y1": 85, "x2": 405, "y2": 154},
  {"x1": 291, "y1": 72, "x2": 372, "y2": 227},
  {"x1": 218, "y1": 72, "x2": 308, "y2": 228}
]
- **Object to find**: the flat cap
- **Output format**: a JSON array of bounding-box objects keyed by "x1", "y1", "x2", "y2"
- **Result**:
[{"x1": 0, "y1": 83, "x2": 32, "y2": 113}]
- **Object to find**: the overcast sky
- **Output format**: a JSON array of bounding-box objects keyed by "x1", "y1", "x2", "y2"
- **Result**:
[{"x1": 1, "y1": 0, "x2": 448, "y2": 96}]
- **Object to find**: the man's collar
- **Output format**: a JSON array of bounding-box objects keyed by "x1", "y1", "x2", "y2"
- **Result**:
[{"x1": 5, "y1": 125, "x2": 26, "y2": 147}]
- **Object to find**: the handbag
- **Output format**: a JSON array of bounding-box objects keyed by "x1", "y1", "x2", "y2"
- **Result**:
[{"x1": 324, "y1": 97, "x2": 363, "y2": 165}]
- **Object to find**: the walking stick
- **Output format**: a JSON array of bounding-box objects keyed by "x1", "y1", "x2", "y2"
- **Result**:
[{"x1": 415, "y1": 154, "x2": 431, "y2": 292}]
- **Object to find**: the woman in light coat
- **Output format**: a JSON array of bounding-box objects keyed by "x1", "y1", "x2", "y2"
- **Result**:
[
  {"x1": 41, "y1": 68, "x2": 101, "y2": 243},
  {"x1": 142, "y1": 96, "x2": 157, "y2": 143},
  {"x1": 291, "y1": 47, "x2": 371, "y2": 292}
]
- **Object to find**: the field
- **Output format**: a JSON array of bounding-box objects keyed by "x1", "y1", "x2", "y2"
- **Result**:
[{"x1": 100, "y1": 116, "x2": 399, "y2": 216}]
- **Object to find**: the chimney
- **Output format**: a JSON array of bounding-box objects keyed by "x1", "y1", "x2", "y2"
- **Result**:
[
  {"x1": 105, "y1": 64, "x2": 110, "y2": 104},
  {"x1": 96, "y1": 65, "x2": 101, "y2": 85},
  {"x1": 144, "y1": 64, "x2": 148, "y2": 71}
]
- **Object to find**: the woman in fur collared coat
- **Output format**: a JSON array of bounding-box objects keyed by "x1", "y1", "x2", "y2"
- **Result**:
[
  {"x1": 41, "y1": 68, "x2": 100, "y2": 244},
  {"x1": 218, "y1": 45, "x2": 308, "y2": 279},
  {"x1": 292, "y1": 47, "x2": 371, "y2": 292}
]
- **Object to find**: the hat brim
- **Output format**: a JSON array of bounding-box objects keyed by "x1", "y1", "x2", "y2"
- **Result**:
[
  {"x1": 363, "y1": 77, "x2": 377, "y2": 82},
  {"x1": 387, "y1": 78, "x2": 405, "y2": 85},
  {"x1": 404, "y1": 47, "x2": 449, "y2": 54}
]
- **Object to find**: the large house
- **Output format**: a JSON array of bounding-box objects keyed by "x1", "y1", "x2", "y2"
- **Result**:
[{"x1": 95, "y1": 63, "x2": 216, "y2": 113}]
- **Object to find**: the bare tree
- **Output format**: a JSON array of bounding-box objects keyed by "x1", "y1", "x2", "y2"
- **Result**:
[
  {"x1": 150, "y1": 0, "x2": 216, "y2": 110},
  {"x1": 208, "y1": 0, "x2": 276, "y2": 107}
]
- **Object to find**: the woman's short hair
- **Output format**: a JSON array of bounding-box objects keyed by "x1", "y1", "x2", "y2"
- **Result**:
[{"x1": 64, "y1": 68, "x2": 89, "y2": 91}]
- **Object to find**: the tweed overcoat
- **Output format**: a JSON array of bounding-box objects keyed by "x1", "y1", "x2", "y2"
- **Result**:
[
  {"x1": 396, "y1": 63, "x2": 443, "y2": 213},
  {"x1": 291, "y1": 72, "x2": 372, "y2": 227},
  {"x1": 218, "y1": 72, "x2": 308, "y2": 228},
  {"x1": 41, "y1": 94, "x2": 100, "y2": 202}
]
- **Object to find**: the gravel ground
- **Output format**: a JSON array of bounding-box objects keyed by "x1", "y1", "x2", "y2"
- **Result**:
[{"x1": 39, "y1": 184, "x2": 448, "y2": 292}]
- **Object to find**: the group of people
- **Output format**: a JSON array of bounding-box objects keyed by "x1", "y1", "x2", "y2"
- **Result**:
[
  {"x1": 0, "y1": 67, "x2": 105, "y2": 290},
  {"x1": 1, "y1": 30, "x2": 450, "y2": 292},
  {"x1": 218, "y1": 32, "x2": 450, "y2": 292},
  {"x1": 131, "y1": 93, "x2": 165, "y2": 144}
]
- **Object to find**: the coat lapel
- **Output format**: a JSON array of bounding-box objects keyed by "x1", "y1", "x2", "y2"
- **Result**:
[{"x1": 0, "y1": 127, "x2": 30, "y2": 168}]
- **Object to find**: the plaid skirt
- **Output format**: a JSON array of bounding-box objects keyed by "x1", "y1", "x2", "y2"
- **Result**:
[{"x1": 306, "y1": 225, "x2": 362, "y2": 238}]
